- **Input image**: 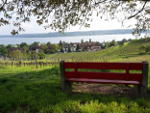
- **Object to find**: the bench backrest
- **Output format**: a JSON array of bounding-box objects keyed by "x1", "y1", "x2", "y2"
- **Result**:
[{"x1": 61, "y1": 62, "x2": 148, "y2": 84}]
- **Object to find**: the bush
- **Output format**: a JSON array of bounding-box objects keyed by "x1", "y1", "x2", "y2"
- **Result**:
[{"x1": 139, "y1": 45, "x2": 150, "y2": 54}]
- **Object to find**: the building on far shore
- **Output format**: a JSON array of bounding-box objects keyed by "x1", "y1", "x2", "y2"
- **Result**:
[{"x1": 61, "y1": 41, "x2": 102, "y2": 53}]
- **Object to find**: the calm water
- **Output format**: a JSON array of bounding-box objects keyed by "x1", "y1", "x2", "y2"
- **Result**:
[{"x1": 0, "y1": 34, "x2": 142, "y2": 45}]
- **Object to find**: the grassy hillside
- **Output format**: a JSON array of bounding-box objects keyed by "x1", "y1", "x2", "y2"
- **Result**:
[{"x1": 48, "y1": 38, "x2": 150, "y2": 62}]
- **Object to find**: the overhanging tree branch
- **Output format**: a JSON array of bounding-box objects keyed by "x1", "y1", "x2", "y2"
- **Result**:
[
  {"x1": 128, "y1": 1, "x2": 147, "y2": 19},
  {"x1": 0, "y1": 0, "x2": 7, "y2": 10},
  {"x1": 94, "y1": 0, "x2": 108, "y2": 5},
  {"x1": 0, "y1": 0, "x2": 150, "y2": 34}
]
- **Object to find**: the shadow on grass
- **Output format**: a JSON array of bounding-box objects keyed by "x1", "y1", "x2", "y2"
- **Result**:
[{"x1": 0, "y1": 67, "x2": 150, "y2": 113}]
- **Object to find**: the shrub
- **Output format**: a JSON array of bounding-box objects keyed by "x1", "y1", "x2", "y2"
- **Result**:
[{"x1": 139, "y1": 45, "x2": 150, "y2": 54}]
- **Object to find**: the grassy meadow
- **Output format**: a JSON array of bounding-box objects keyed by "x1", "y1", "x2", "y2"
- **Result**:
[{"x1": 0, "y1": 38, "x2": 150, "y2": 113}]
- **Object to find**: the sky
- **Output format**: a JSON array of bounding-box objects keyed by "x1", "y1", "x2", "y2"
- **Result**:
[
  {"x1": 0, "y1": 14, "x2": 140, "y2": 45},
  {"x1": 0, "y1": 16, "x2": 135, "y2": 35}
]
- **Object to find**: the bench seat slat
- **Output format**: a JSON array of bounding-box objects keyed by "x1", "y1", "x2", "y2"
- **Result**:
[
  {"x1": 67, "y1": 78, "x2": 140, "y2": 85},
  {"x1": 64, "y1": 62, "x2": 143, "y2": 70},
  {"x1": 65, "y1": 72, "x2": 143, "y2": 81}
]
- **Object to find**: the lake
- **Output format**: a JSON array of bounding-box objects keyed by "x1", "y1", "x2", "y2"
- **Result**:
[
  {"x1": 0, "y1": 34, "x2": 141, "y2": 45},
  {"x1": 0, "y1": 29, "x2": 148, "y2": 45}
]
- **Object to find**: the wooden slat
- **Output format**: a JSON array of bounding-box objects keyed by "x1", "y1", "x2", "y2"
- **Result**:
[
  {"x1": 64, "y1": 72, "x2": 143, "y2": 81},
  {"x1": 64, "y1": 62, "x2": 143, "y2": 70},
  {"x1": 67, "y1": 78, "x2": 140, "y2": 85}
]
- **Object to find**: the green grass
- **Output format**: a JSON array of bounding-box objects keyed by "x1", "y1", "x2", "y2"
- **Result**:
[
  {"x1": 0, "y1": 66, "x2": 150, "y2": 113},
  {"x1": 0, "y1": 38, "x2": 150, "y2": 113}
]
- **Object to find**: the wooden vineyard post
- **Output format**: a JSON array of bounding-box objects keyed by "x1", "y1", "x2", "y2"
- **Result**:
[
  {"x1": 138, "y1": 61, "x2": 149, "y2": 97},
  {"x1": 60, "y1": 61, "x2": 72, "y2": 92}
]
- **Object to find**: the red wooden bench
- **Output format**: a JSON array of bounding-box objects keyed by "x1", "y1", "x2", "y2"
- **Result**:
[{"x1": 60, "y1": 61, "x2": 149, "y2": 96}]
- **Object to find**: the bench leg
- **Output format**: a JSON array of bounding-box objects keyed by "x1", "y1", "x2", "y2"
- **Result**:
[
  {"x1": 138, "y1": 85, "x2": 147, "y2": 97},
  {"x1": 60, "y1": 61, "x2": 72, "y2": 92},
  {"x1": 63, "y1": 81, "x2": 72, "y2": 93},
  {"x1": 138, "y1": 61, "x2": 148, "y2": 97}
]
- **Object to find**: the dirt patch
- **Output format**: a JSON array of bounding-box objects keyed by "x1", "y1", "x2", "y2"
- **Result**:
[{"x1": 72, "y1": 83, "x2": 139, "y2": 97}]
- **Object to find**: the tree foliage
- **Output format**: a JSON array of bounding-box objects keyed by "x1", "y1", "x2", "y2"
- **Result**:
[
  {"x1": 0, "y1": 38, "x2": 134, "y2": 60},
  {"x1": 0, "y1": 0, "x2": 150, "y2": 34},
  {"x1": 140, "y1": 45, "x2": 150, "y2": 54}
]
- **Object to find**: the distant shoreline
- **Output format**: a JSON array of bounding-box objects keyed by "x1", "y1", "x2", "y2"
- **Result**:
[{"x1": 0, "y1": 29, "x2": 136, "y2": 38}]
